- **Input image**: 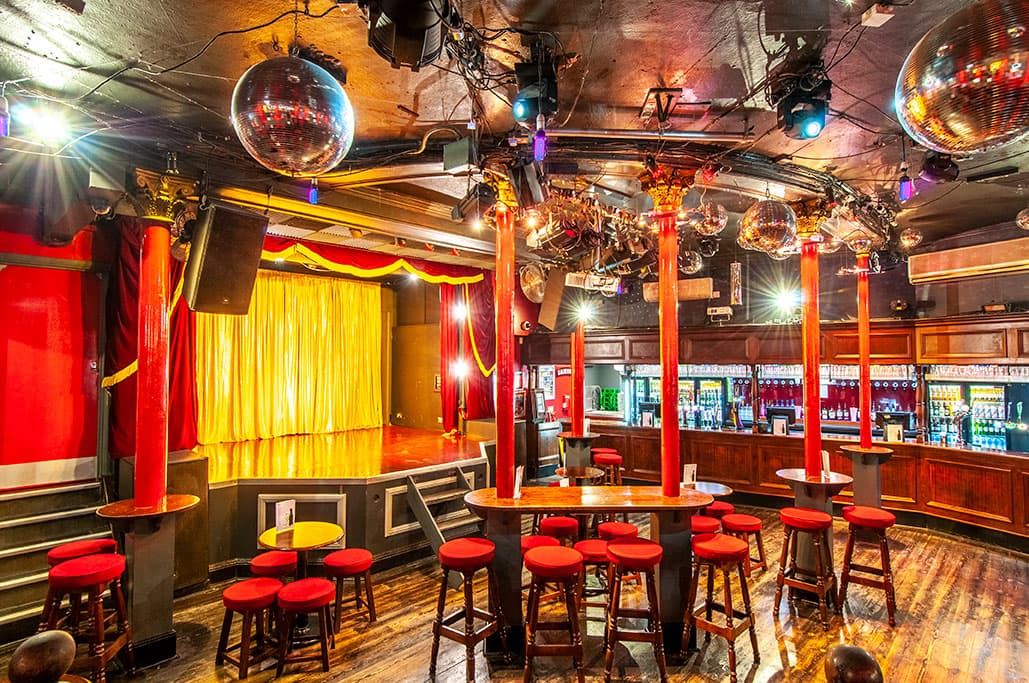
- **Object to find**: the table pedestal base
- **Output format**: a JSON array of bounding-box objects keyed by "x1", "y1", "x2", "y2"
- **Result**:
[
  {"x1": 482, "y1": 510, "x2": 523, "y2": 664},
  {"x1": 558, "y1": 433, "x2": 598, "y2": 469},
  {"x1": 123, "y1": 516, "x2": 178, "y2": 670},
  {"x1": 652, "y1": 510, "x2": 697, "y2": 658}
]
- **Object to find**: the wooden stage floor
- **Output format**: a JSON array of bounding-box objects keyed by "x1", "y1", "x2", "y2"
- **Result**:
[
  {"x1": 10, "y1": 505, "x2": 1022, "y2": 683},
  {"x1": 196, "y1": 426, "x2": 485, "y2": 484}
]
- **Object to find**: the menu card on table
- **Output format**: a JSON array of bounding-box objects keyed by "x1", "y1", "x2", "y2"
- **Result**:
[
  {"x1": 820, "y1": 450, "x2": 831, "y2": 480},
  {"x1": 514, "y1": 466, "x2": 524, "y2": 499},
  {"x1": 275, "y1": 499, "x2": 296, "y2": 531},
  {"x1": 681, "y1": 463, "x2": 697, "y2": 488}
]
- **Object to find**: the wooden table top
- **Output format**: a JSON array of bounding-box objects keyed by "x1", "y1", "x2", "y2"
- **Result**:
[
  {"x1": 694, "y1": 480, "x2": 733, "y2": 497},
  {"x1": 465, "y1": 485, "x2": 714, "y2": 516},
  {"x1": 776, "y1": 468, "x2": 854, "y2": 487},
  {"x1": 555, "y1": 466, "x2": 606, "y2": 483},
  {"x1": 258, "y1": 521, "x2": 343, "y2": 552},
  {"x1": 557, "y1": 432, "x2": 600, "y2": 440},
  {"x1": 97, "y1": 494, "x2": 200, "y2": 519}
]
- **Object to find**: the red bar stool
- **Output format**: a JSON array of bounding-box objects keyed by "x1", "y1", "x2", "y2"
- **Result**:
[
  {"x1": 573, "y1": 538, "x2": 610, "y2": 612},
  {"x1": 324, "y1": 548, "x2": 376, "y2": 632},
  {"x1": 597, "y1": 521, "x2": 638, "y2": 540},
  {"x1": 216, "y1": 577, "x2": 282, "y2": 679},
  {"x1": 721, "y1": 513, "x2": 767, "y2": 576},
  {"x1": 46, "y1": 538, "x2": 118, "y2": 566},
  {"x1": 591, "y1": 448, "x2": 623, "y2": 486},
  {"x1": 706, "y1": 500, "x2": 735, "y2": 518},
  {"x1": 691, "y1": 515, "x2": 721, "y2": 534},
  {"x1": 523, "y1": 545, "x2": 585, "y2": 682},
  {"x1": 275, "y1": 577, "x2": 336, "y2": 676},
  {"x1": 521, "y1": 534, "x2": 560, "y2": 555},
  {"x1": 686, "y1": 533, "x2": 759, "y2": 683},
  {"x1": 774, "y1": 507, "x2": 837, "y2": 630},
  {"x1": 604, "y1": 537, "x2": 667, "y2": 682},
  {"x1": 250, "y1": 550, "x2": 298, "y2": 579},
  {"x1": 838, "y1": 505, "x2": 898, "y2": 626},
  {"x1": 538, "y1": 515, "x2": 580, "y2": 544},
  {"x1": 40, "y1": 554, "x2": 134, "y2": 683},
  {"x1": 429, "y1": 538, "x2": 504, "y2": 683}
]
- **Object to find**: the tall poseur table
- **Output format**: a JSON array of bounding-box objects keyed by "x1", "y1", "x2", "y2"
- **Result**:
[
  {"x1": 775, "y1": 468, "x2": 853, "y2": 601},
  {"x1": 839, "y1": 445, "x2": 893, "y2": 508},
  {"x1": 556, "y1": 431, "x2": 600, "y2": 469},
  {"x1": 464, "y1": 485, "x2": 713, "y2": 660}
]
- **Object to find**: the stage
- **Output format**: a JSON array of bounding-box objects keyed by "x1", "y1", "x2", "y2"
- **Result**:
[{"x1": 150, "y1": 427, "x2": 491, "y2": 580}]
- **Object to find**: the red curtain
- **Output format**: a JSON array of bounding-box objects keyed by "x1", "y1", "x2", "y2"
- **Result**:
[
  {"x1": 439, "y1": 284, "x2": 460, "y2": 432},
  {"x1": 107, "y1": 218, "x2": 197, "y2": 458},
  {"x1": 464, "y1": 276, "x2": 496, "y2": 420}
]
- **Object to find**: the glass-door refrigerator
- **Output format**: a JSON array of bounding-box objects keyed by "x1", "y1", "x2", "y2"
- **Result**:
[
  {"x1": 927, "y1": 382, "x2": 963, "y2": 443},
  {"x1": 927, "y1": 378, "x2": 1029, "y2": 452}
]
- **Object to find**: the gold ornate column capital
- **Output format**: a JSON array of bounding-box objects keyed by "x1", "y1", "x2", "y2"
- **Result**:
[
  {"x1": 130, "y1": 168, "x2": 199, "y2": 226},
  {"x1": 640, "y1": 165, "x2": 694, "y2": 211}
]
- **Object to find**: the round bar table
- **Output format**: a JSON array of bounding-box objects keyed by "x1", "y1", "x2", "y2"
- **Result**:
[
  {"x1": 694, "y1": 481, "x2": 732, "y2": 497},
  {"x1": 555, "y1": 465, "x2": 606, "y2": 484},
  {"x1": 775, "y1": 468, "x2": 853, "y2": 604},
  {"x1": 465, "y1": 485, "x2": 713, "y2": 662},
  {"x1": 557, "y1": 431, "x2": 599, "y2": 469}
]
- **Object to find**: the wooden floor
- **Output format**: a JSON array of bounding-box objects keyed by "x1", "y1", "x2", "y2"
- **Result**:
[{"x1": 4, "y1": 506, "x2": 1026, "y2": 682}]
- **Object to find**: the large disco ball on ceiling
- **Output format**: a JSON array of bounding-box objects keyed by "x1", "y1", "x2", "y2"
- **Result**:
[
  {"x1": 896, "y1": 0, "x2": 1029, "y2": 154},
  {"x1": 231, "y1": 57, "x2": 355, "y2": 177},
  {"x1": 738, "y1": 200, "x2": 798, "y2": 253}
]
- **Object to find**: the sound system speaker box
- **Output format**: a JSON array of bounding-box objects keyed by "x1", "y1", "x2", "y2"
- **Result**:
[
  {"x1": 536, "y1": 269, "x2": 566, "y2": 331},
  {"x1": 183, "y1": 201, "x2": 269, "y2": 315}
]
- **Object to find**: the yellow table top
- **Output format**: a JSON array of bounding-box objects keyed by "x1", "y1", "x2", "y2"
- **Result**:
[{"x1": 258, "y1": 520, "x2": 343, "y2": 552}]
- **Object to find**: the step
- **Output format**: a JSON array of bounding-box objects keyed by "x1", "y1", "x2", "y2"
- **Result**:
[
  {"x1": 0, "y1": 532, "x2": 113, "y2": 582},
  {"x1": 0, "y1": 508, "x2": 107, "y2": 548},
  {"x1": 0, "y1": 482, "x2": 104, "y2": 523},
  {"x1": 420, "y1": 488, "x2": 469, "y2": 506},
  {"x1": 0, "y1": 571, "x2": 49, "y2": 626}
]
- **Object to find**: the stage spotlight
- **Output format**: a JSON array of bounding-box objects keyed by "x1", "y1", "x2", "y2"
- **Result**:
[
  {"x1": 362, "y1": 0, "x2": 458, "y2": 71},
  {"x1": 919, "y1": 151, "x2": 960, "y2": 183},
  {"x1": 779, "y1": 95, "x2": 827, "y2": 140},
  {"x1": 451, "y1": 182, "x2": 497, "y2": 223},
  {"x1": 512, "y1": 50, "x2": 557, "y2": 123}
]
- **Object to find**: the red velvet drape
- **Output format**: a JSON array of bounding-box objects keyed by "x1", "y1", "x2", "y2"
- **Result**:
[
  {"x1": 106, "y1": 218, "x2": 197, "y2": 458},
  {"x1": 440, "y1": 284, "x2": 460, "y2": 432},
  {"x1": 464, "y1": 276, "x2": 496, "y2": 420}
]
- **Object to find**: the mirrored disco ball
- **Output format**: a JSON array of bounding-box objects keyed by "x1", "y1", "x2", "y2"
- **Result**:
[
  {"x1": 818, "y1": 237, "x2": 844, "y2": 254},
  {"x1": 1017, "y1": 207, "x2": 1029, "y2": 229},
  {"x1": 896, "y1": 0, "x2": 1029, "y2": 154},
  {"x1": 679, "y1": 249, "x2": 704, "y2": 274},
  {"x1": 738, "y1": 200, "x2": 797, "y2": 253},
  {"x1": 695, "y1": 202, "x2": 729, "y2": 236},
  {"x1": 899, "y1": 227, "x2": 924, "y2": 249},
  {"x1": 231, "y1": 57, "x2": 355, "y2": 177}
]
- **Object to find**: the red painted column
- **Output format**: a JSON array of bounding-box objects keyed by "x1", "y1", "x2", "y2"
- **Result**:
[
  {"x1": 800, "y1": 238, "x2": 822, "y2": 477},
  {"x1": 571, "y1": 321, "x2": 585, "y2": 436},
  {"x1": 495, "y1": 205, "x2": 515, "y2": 498},
  {"x1": 657, "y1": 209, "x2": 680, "y2": 497},
  {"x1": 135, "y1": 225, "x2": 171, "y2": 507},
  {"x1": 856, "y1": 251, "x2": 872, "y2": 448}
]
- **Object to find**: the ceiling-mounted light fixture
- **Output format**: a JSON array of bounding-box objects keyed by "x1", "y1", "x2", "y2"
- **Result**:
[
  {"x1": 307, "y1": 178, "x2": 319, "y2": 205},
  {"x1": 362, "y1": 0, "x2": 457, "y2": 71},
  {"x1": 773, "y1": 61, "x2": 831, "y2": 140},
  {"x1": 898, "y1": 136, "x2": 914, "y2": 202},
  {"x1": 0, "y1": 91, "x2": 9, "y2": 138},
  {"x1": 919, "y1": 150, "x2": 960, "y2": 183},
  {"x1": 512, "y1": 44, "x2": 558, "y2": 123},
  {"x1": 533, "y1": 113, "x2": 547, "y2": 162}
]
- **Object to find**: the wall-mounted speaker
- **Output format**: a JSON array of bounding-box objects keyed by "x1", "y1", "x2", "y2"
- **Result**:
[
  {"x1": 183, "y1": 201, "x2": 269, "y2": 315},
  {"x1": 536, "y1": 268, "x2": 566, "y2": 331}
]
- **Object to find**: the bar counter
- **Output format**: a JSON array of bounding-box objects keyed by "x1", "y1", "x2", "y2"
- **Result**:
[{"x1": 575, "y1": 423, "x2": 1029, "y2": 541}]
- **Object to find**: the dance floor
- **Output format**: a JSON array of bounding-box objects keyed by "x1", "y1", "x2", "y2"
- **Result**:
[{"x1": 196, "y1": 426, "x2": 485, "y2": 483}]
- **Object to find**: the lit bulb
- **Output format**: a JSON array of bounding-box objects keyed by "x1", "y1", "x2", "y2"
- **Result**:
[
  {"x1": 526, "y1": 212, "x2": 539, "y2": 229},
  {"x1": 533, "y1": 113, "x2": 547, "y2": 162},
  {"x1": 307, "y1": 178, "x2": 319, "y2": 205},
  {"x1": 471, "y1": 216, "x2": 483, "y2": 231}
]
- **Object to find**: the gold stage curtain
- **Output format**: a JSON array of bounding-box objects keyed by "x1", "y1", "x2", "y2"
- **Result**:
[{"x1": 195, "y1": 270, "x2": 382, "y2": 443}]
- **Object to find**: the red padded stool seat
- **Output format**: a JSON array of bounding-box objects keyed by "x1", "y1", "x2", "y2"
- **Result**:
[
  {"x1": 324, "y1": 548, "x2": 376, "y2": 629},
  {"x1": 779, "y1": 506, "x2": 832, "y2": 530},
  {"x1": 250, "y1": 550, "x2": 298, "y2": 578},
  {"x1": 692, "y1": 515, "x2": 721, "y2": 534},
  {"x1": 275, "y1": 578, "x2": 336, "y2": 676},
  {"x1": 523, "y1": 546, "x2": 585, "y2": 681},
  {"x1": 41, "y1": 554, "x2": 133, "y2": 683},
  {"x1": 438, "y1": 537, "x2": 494, "y2": 571},
  {"x1": 775, "y1": 507, "x2": 837, "y2": 630},
  {"x1": 539, "y1": 516, "x2": 579, "y2": 539},
  {"x1": 721, "y1": 513, "x2": 767, "y2": 576},
  {"x1": 47, "y1": 538, "x2": 117, "y2": 567},
  {"x1": 591, "y1": 446, "x2": 618, "y2": 453},
  {"x1": 598, "y1": 521, "x2": 638, "y2": 540},
  {"x1": 430, "y1": 538, "x2": 504, "y2": 682},
  {"x1": 573, "y1": 539, "x2": 611, "y2": 613},
  {"x1": 592, "y1": 448, "x2": 624, "y2": 486},
  {"x1": 592, "y1": 452, "x2": 622, "y2": 466},
  {"x1": 842, "y1": 505, "x2": 896, "y2": 530},
  {"x1": 706, "y1": 500, "x2": 735, "y2": 518},
  {"x1": 838, "y1": 506, "x2": 898, "y2": 626},
  {"x1": 572, "y1": 539, "x2": 608, "y2": 563},
  {"x1": 687, "y1": 534, "x2": 759, "y2": 683},
  {"x1": 604, "y1": 538, "x2": 666, "y2": 680},
  {"x1": 521, "y1": 534, "x2": 560, "y2": 555},
  {"x1": 217, "y1": 578, "x2": 282, "y2": 679}
]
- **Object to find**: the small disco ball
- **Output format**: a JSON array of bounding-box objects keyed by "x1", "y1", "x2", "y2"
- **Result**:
[
  {"x1": 231, "y1": 57, "x2": 355, "y2": 177},
  {"x1": 818, "y1": 237, "x2": 844, "y2": 254},
  {"x1": 896, "y1": 0, "x2": 1029, "y2": 154},
  {"x1": 738, "y1": 199, "x2": 797, "y2": 253},
  {"x1": 899, "y1": 227, "x2": 925, "y2": 250},
  {"x1": 1017, "y1": 207, "x2": 1029, "y2": 229},
  {"x1": 695, "y1": 202, "x2": 729, "y2": 236},
  {"x1": 679, "y1": 249, "x2": 704, "y2": 274}
]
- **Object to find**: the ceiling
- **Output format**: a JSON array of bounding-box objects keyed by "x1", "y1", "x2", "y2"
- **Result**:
[{"x1": 1, "y1": 0, "x2": 1027, "y2": 273}]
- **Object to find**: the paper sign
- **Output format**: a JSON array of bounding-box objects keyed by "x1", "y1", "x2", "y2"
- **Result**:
[
  {"x1": 514, "y1": 465, "x2": 524, "y2": 499},
  {"x1": 682, "y1": 463, "x2": 697, "y2": 487},
  {"x1": 584, "y1": 418, "x2": 591, "y2": 434},
  {"x1": 884, "y1": 424, "x2": 904, "y2": 443},
  {"x1": 560, "y1": 478, "x2": 570, "y2": 487},
  {"x1": 275, "y1": 499, "x2": 295, "y2": 532},
  {"x1": 772, "y1": 416, "x2": 789, "y2": 436},
  {"x1": 820, "y1": 449, "x2": 830, "y2": 477}
]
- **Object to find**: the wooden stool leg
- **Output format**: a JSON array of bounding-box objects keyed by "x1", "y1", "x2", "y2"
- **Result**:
[
  {"x1": 880, "y1": 530, "x2": 897, "y2": 626},
  {"x1": 429, "y1": 568, "x2": 449, "y2": 678},
  {"x1": 276, "y1": 613, "x2": 292, "y2": 678},
  {"x1": 333, "y1": 577, "x2": 344, "y2": 633},
  {"x1": 603, "y1": 566, "x2": 623, "y2": 681},
  {"x1": 216, "y1": 609, "x2": 233, "y2": 666},
  {"x1": 704, "y1": 561, "x2": 715, "y2": 625},
  {"x1": 774, "y1": 527, "x2": 792, "y2": 609},
  {"x1": 89, "y1": 587, "x2": 106, "y2": 683},
  {"x1": 722, "y1": 564, "x2": 738, "y2": 683},
  {"x1": 645, "y1": 569, "x2": 667, "y2": 682},
  {"x1": 111, "y1": 578, "x2": 134, "y2": 673},
  {"x1": 562, "y1": 576, "x2": 586, "y2": 683},
  {"x1": 67, "y1": 592, "x2": 82, "y2": 637},
  {"x1": 318, "y1": 606, "x2": 331, "y2": 671},
  {"x1": 739, "y1": 532, "x2": 752, "y2": 577},
  {"x1": 523, "y1": 578, "x2": 540, "y2": 683},
  {"x1": 754, "y1": 529, "x2": 767, "y2": 573},
  {"x1": 738, "y1": 562, "x2": 759, "y2": 660},
  {"x1": 811, "y1": 532, "x2": 830, "y2": 630},
  {"x1": 838, "y1": 524, "x2": 855, "y2": 612},
  {"x1": 238, "y1": 609, "x2": 253, "y2": 678},
  {"x1": 685, "y1": 559, "x2": 702, "y2": 645},
  {"x1": 363, "y1": 569, "x2": 377, "y2": 622},
  {"x1": 462, "y1": 572, "x2": 475, "y2": 683}
]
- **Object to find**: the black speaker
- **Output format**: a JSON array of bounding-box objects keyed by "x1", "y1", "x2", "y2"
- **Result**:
[{"x1": 183, "y1": 201, "x2": 269, "y2": 315}]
